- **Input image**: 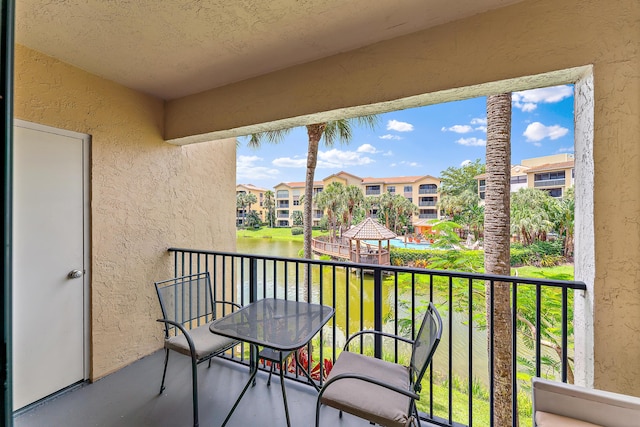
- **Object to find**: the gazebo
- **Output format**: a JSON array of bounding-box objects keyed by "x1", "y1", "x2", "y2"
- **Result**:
[{"x1": 342, "y1": 217, "x2": 397, "y2": 265}]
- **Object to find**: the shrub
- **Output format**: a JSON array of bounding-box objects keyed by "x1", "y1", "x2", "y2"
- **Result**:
[{"x1": 291, "y1": 227, "x2": 304, "y2": 235}]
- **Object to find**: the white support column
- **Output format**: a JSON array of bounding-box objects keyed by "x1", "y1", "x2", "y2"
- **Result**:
[{"x1": 573, "y1": 68, "x2": 595, "y2": 388}]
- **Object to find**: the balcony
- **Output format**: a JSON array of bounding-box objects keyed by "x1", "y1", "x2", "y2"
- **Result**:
[
  {"x1": 365, "y1": 190, "x2": 380, "y2": 196},
  {"x1": 419, "y1": 201, "x2": 437, "y2": 206},
  {"x1": 15, "y1": 248, "x2": 585, "y2": 427},
  {"x1": 534, "y1": 179, "x2": 566, "y2": 188},
  {"x1": 278, "y1": 202, "x2": 290, "y2": 208},
  {"x1": 419, "y1": 188, "x2": 437, "y2": 194},
  {"x1": 419, "y1": 213, "x2": 438, "y2": 219}
]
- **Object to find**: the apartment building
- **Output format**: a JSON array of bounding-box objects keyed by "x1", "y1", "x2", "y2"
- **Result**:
[
  {"x1": 476, "y1": 154, "x2": 575, "y2": 201},
  {"x1": 273, "y1": 181, "x2": 324, "y2": 227},
  {"x1": 270, "y1": 171, "x2": 441, "y2": 227},
  {"x1": 236, "y1": 183, "x2": 269, "y2": 226}
]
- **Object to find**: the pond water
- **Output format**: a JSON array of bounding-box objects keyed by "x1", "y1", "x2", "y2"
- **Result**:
[{"x1": 236, "y1": 236, "x2": 492, "y2": 385}]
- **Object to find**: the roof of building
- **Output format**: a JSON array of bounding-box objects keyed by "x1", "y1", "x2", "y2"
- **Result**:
[
  {"x1": 525, "y1": 160, "x2": 575, "y2": 173},
  {"x1": 361, "y1": 175, "x2": 439, "y2": 184},
  {"x1": 342, "y1": 217, "x2": 397, "y2": 240},
  {"x1": 236, "y1": 183, "x2": 268, "y2": 191},
  {"x1": 274, "y1": 181, "x2": 323, "y2": 189},
  {"x1": 323, "y1": 171, "x2": 363, "y2": 181}
]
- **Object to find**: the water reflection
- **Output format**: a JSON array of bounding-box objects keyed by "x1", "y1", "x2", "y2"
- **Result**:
[{"x1": 236, "y1": 236, "x2": 492, "y2": 385}]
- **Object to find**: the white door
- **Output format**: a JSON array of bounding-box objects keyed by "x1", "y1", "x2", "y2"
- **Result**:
[{"x1": 12, "y1": 122, "x2": 89, "y2": 410}]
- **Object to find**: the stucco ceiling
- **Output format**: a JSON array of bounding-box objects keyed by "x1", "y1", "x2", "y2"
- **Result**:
[{"x1": 16, "y1": 0, "x2": 524, "y2": 100}]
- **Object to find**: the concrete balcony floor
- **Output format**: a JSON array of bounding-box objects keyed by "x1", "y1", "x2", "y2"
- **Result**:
[{"x1": 14, "y1": 350, "x2": 383, "y2": 427}]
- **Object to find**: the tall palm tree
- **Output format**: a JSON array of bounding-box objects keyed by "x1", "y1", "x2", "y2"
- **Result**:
[
  {"x1": 484, "y1": 93, "x2": 514, "y2": 426},
  {"x1": 248, "y1": 116, "x2": 379, "y2": 259},
  {"x1": 343, "y1": 184, "x2": 364, "y2": 230},
  {"x1": 314, "y1": 181, "x2": 345, "y2": 242},
  {"x1": 263, "y1": 190, "x2": 275, "y2": 228}
]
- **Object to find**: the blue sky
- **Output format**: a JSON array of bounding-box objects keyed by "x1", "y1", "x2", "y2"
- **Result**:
[{"x1": 236, "y1": 85, "x2": 575, "y2": 189}]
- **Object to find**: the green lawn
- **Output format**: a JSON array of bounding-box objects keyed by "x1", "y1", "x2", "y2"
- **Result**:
[
  {"x1": 511, "y1": 264, "x2": 575, "y2": 281},
  {"x1": 236, "y1": 226, "x2": 329, "y2": 242}
]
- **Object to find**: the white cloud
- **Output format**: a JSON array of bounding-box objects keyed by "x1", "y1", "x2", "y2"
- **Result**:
[
  {"x1": 272, "y1": 157, "x2": 307, "y2": 168},
  {"x1": 471, "y1": 118, "x2": 487, "y2": 125},
  {"x1": 474, "y1": 126, "x2": 487, "y2": 133},
  {"x1": 383, "y1": 150, "x2": 393, "y2": 156},
  {"x1": 315, "y1": 148, "x2": 375, "y2": 168},
  {"x1": 390, "y1": 163, "x2": 397, "y2": 167},
  {"x1": 557, "y1": 146, "x2": 575, "y2": 153},
  {"x1": 237, "y1": 155, "x2": 280, "y2": 180},
  {"x1": 460, "y1": 160, "x2": 472, "y2": 167},
  {"x1": 513, "y1": 85, "x2": 573, "y2": 111},
  {"x1": 456, "y1": 137, "x2": 486, "y2": 147},
  {"x1": 357, "y1": 144, "x2": 380, "y2": 154},
  {"x1": 379, "y1": 134, "x2": 402, "y2": 140},
  {"x1": 442, "y1": 124, "x2": 473, "y2": 134},
  {"x1": 398, "y1": 160, "x2": 420, "y2": 167},
  {"x1": 386, "y1": 120, "x2": 414, "y2": 132},
  {"x1": 523, "y1": 122, "x2": 569, "y2": 142}
]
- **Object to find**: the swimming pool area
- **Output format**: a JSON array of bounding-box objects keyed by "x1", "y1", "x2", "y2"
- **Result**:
[
  {"x1": 389, "y1": 238, "x2": 432, "y2": 250},
  {"x1": 363, "y1": 238, "x2": 432, "y2": 250}
]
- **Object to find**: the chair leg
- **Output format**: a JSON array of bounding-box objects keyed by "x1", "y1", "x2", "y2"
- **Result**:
[
  {"x1": 267, "y1": 363, "x2": 275, "y2": 386},
  {"x1": 411, "y1": 401, "x2": 422, "y2": 427},
  {"x1": 190, "y1": 356, "x2": 199, "y2": 427},
  {"x1": 159, "y1": 349, "x2": 170, "y2": 394}
]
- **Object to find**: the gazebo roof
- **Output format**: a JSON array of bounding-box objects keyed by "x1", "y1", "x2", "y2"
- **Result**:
[{"x1": 342, "y1": 217, "x2": 397, "y2": 240}]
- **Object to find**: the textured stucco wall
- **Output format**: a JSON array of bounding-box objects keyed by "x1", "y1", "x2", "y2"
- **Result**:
[
  {"x1": 164, "y1": 0, "x2": 640, "y2": 395},
  {"x1": 14, "y1": 45, "x2": 237, "y2": 379}
]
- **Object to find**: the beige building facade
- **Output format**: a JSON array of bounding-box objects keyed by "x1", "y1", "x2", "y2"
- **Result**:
[
  {"x1": 9, "y1": 0, "x2": 640, "y2": 400},
  {"x1": 236, "y1": 184, "x2": 269, "y2": 225},
  {"x1": 271, "y1": 172, "x2": 442, "y2": 228}
]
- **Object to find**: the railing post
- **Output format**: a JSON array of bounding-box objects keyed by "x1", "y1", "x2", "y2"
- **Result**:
[
  {"x1": 374, "y1": 267, "x2": 383, "y2": 359},
  {"x1": 249, "y1": 256, "x2": 257, "y2": 304}
]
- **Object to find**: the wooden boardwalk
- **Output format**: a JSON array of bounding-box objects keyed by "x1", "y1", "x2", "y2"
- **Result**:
[{"x1": 311, "y1": 238, "x2": 390, "y2": 265}]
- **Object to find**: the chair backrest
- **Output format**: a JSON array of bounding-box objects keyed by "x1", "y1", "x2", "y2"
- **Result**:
[
  {"x1": 410, "y1": 302, "x2": 443, "y2": 392},
  {"x1": 154, "y1": 272, "x2": 215, "y2": 337}
]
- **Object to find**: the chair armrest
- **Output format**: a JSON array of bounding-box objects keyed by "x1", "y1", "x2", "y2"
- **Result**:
[
  {"x1": 319, "y1": 372, "x2": 419, "y2": 401},
  {"x1": 533, "y1": 377, "x2": 640, "y2": 427},
  {"x1": 344, "y1": 330, "x2": 413, "y2": 351},
  {"x1": 211, "y1": 300, "x2": 242, "y2": 311},
  {"x1": 156, "y1": 318, "x2": 197, "y2": 360}
]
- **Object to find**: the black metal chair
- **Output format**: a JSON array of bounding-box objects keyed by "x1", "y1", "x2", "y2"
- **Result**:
[
  {"x1": 154, "y1": 272, "x2": 241, "y2": 427},
  {"x1": 315, "y1": 302, "x2": 443, "y2": 427}
]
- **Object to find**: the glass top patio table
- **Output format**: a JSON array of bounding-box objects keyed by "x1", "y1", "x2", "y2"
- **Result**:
[
  {"x1": 210, "y1": 298, "x2": 334, "y2": 351},
  {"x1": 210, "y1": 298, "x2": 334, "y2": 427}
]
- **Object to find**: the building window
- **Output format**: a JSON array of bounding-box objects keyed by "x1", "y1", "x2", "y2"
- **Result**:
[
  {"x1": 510, "y1": 175, "x2": 527, "y2": 184},
  {"x1": 277, "y1": 190, "x2": 289, "y2": 198},
  {"x1": 535, "y1": 171, "x2": 566, "y2": 181},
  {"x1": 404, "y1": 185, "x2": 412, "y2": 193},
  {"x1": 387, "y1": 186, "x2": 395, "y2": 193},
  {"x1": 293, "y1": 200, "x2": 300, "y2": 206},
  {"x1": 547, "y1": 188, "x2": 563, "y2": 198},
  {"x1": 418, "y1": 184, "x2": 437, "y2": 194},
  {"x1": 366, "y1": 185, "x2": 381, "y2": 195}
]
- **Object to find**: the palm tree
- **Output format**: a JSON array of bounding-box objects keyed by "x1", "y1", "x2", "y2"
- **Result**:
[
  {"x1": 248, "y1": 116, "x2": 379, "y2": 259},
  {"x1": 245, "y1": 193, "x2": 257, "y2": 216},
  {"x1": 484, "y1": 92, "x2": 514, "y2": 427},
  {"x1": 236, "y1": 192, "x2": 249, "y2": 227},
  {"x1": 343, "y1": 184, "x2": 364, "y2": 230},
  {"x1": 314, "y1": 181, "x2": 345, "y2": 242},
  {"x1": 511, "y1": 188, "x2": 555, "y2": 244},
  {"x1": 263, "y1": 190, "x2": 275, "y2": 228}
]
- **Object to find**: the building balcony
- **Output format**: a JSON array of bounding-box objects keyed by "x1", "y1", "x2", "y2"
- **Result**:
[
  {"x1": 278, "y1": 202, "x2": 290, "y2": 208},
  {"x1": 15, "y1": 248, "x2": 585, "y2": 427},
  {"x1": 418, "y1": 188, "x2": 437, "y2": 194},
  {"x1": 418, "y1": 201, "x2": 436, "y2": 206},
  {"x1": 534, "y1": 178, "x2": 566, "y2": 188},
  {"x1": 419, "y1": 213, "x2": 437, "y2": 219},
  {"x1": 365, "y1": 190, "x2": 380, "y2": 196}
]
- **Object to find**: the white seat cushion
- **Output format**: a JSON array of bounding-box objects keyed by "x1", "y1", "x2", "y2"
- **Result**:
[
  {"x1": 535, "y1": 411, "x2": 603, "y2": 427},
  {"x1": 321, "y1": 351, "x2": 413, "y2": 427},
  {"x1": 165, "y1": 323, "x2": 237, "y2": 360}
]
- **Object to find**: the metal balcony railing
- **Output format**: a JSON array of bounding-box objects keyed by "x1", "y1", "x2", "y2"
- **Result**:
[
  {"x1": 168, "y1": 248, "x2": 586, "y2": 427},
  {"x1": 419, "y1": 201, "x2": 436, "y2": 206},
  {"x1": 419, "y1": 188, "x2": 437, "y2": 194},
  {"x1": 534, "y1": 179, "x2": 566, "y2": 188},
  {"x1": 419, "y1": 213, "x2": 438, "y2": 219}
]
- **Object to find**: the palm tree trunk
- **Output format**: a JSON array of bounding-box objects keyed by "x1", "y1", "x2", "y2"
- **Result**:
[
  {"x1": 485, "y1": 93, "x2": 515, "y2": 426},
  {"x1": 304, "y1": 124, "x2": 325, "y2": 260}
]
